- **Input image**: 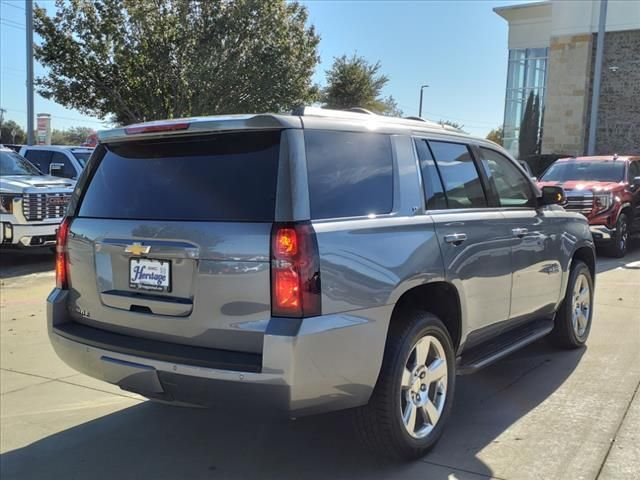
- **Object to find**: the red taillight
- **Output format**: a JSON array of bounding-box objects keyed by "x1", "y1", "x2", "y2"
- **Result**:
[
  {"x1": 124, "y1": 122, "x2": 190, "y2": 135},
  {"x1": 271, "y1": 223, "x2": 321, "y2": 318},
  {"x1": 55, "y1": 217, "x2": 71, "y2": 289},
  {"x1": 275, "y1": 228, "x2": 298, "y2": 256}
]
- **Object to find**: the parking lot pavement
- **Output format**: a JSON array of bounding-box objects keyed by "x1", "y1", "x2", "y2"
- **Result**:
[{"x1": 0, "y1": 242, "x2": 638, "y2": 480}]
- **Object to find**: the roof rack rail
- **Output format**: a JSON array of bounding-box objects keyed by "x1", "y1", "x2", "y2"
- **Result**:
[
  {"x1": 404, "y1": 116, "x2": 427, "y2": 122},
  {"x1": 346, "y1": 107, "x2": 376, "y2": 115},
  {"x1": 291, "y1": 106, "x2": 450, "y2": 131}
]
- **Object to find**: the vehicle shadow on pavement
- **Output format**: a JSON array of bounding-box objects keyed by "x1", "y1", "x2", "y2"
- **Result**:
[
  {"x1": 0, "y1": 249, "x2": 54, "y2": 279},
  {"x1": 595, "y1": 238, "x2": 640, "y2": 274},
  {"x1": 0, "y1": 340, "x2": 584, "y2": 480}
]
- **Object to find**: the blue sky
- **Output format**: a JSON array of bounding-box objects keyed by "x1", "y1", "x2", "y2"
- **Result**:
[{"x1": 1, "y1": 0, "x2": 530, "y2": 137}]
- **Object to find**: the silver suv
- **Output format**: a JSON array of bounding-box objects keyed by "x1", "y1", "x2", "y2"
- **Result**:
[{"x1": 48, "y1": 108, "x2": 596, "y2": 459}]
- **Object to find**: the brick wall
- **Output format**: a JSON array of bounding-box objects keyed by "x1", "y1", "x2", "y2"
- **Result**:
[{"x1": 588, "y1": 29, "x2": 640, "y2": 155}]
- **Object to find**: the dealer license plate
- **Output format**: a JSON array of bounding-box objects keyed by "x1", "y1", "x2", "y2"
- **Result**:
[{"x1": 129, "y1": 258, "x2": 171, "y2": 292}]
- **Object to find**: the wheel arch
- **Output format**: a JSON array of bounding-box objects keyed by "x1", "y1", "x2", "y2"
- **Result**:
[
  {"x1": 619, "y1": 203, "x2": 633, "y2": 222},
  {"x1": 570, "y1": 245, "x2": 596, "y2": 283},
  {"x1": 389, "y1": 281, "x2": 463, "y2": 353}
]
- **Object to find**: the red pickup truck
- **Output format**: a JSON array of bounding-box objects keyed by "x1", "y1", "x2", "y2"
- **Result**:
[{"x1": 538, "y1": 155, "x2": 640, "y2": 257}]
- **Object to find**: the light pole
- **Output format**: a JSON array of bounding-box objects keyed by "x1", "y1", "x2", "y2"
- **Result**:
[
  {"x1": 26, "y1": 0, "x2": 35, "y2": 145},
  {"x1": 418, "y1": 84, "x2": 429, "y2": 118},
  {"x1": 587, "y1": 0, "x2": 608, "y2": 155}
]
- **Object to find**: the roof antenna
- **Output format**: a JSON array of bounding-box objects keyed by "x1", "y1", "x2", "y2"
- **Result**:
[{"x1": 613, "y1": 153, "x2": 618, "y2": 160}]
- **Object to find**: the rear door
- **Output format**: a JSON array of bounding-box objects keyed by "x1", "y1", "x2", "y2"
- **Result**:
[
  {"x1": 417, "y1": 139, "x2": 513, "y2": 344},
  {"x1": 66, "y1": 130, "x2": 282, "y2": 354}
]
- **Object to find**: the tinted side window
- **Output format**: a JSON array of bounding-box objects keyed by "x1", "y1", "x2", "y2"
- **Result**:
[
  {"x1": 480, "y1": 148, "x2": 534, "y2": 207},
  {"x1": 415, "y1": 139, "x2": 447, "y2": 210},
  {"x1": 428, "y1": 141, "x2": 487, "y2": 209},
  {"x1": 24, "y1": 150, "x2": 52, "y2": 173},
  {"x1": 305, "y1": 130, "x2": 393, "y2": 219},
  {"x1": 629, "y1": 161, "x2": 640, "y2": 180},
  {"x1": 51, "y1": 152, "x2": 77, "y2": 178}
]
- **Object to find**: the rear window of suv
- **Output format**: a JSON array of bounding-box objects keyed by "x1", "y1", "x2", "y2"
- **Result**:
[
  {"x1": 305, "y1": 130, "x2": 393, "y2": 219},
  {"x1": 78, "y1": 131, "x2": 281, "y2": 222}
]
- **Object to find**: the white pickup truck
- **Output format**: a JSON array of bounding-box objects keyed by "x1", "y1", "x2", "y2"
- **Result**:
[{"x1": 0, "y1": 146, "x2": 75, "y2": 248}]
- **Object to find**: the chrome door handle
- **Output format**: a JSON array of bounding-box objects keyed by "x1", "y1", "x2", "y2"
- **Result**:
[
  {"x1": 512, "y1": 228, "x2": 528, "y2": 237},
  {"x1": 444, "y1": 233, "x2": 467, "y2": 245}
]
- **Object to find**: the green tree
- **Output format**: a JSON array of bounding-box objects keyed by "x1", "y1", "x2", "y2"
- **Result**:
[
  {"x1": 0, "y1": 120, "x2": 26, "y2": 144},
  {"x1": 34, "y1": 0, "x2": 320, "y2": 125},
  {"x1": 51, "y1": 126, "x2": 96, "y2": 145},
  {"x1": 486, "y1": 126, "x2": 503, "y2": 146},
  {"x1": 322, "y1": 54, "x2": 398, "y2": 114},
  {"x1": 50, "y1": 129, "x2": 67, "y2": 145},
  {"x1": 380, "y1": 95, "x2": 403, "y2": 117},
  {"x1": 518, "y1": 91, "x2": 540, "y2": 160},
  {"x1": 438, "y1": 120, "x2": 465, "y2": 132}
]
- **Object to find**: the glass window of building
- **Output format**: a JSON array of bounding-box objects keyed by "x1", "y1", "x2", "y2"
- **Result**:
[{"x1": 503, "y1": 47, "x2": 548, "y2": 157}]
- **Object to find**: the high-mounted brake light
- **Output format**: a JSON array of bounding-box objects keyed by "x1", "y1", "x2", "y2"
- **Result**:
[
  {"x1": 124, "y1": 122, "x2": 190, "y2": 135},
  {"x1": 271, "y1": 223, "x2": 321, "y2": 318},
  {"x1": 55, "y1": 217, "x2": 71, "y2": 289}
]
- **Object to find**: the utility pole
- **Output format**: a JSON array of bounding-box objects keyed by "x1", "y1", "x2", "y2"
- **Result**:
[
  {"x1": 587, "y1": 0, "x2": 608, "y2": 155},
  {"x1": 26, "y1": 0, "x2": 35, "y2": 145},
  {"x1": 418, "y1": 84, "x2": 429, "y2": 118}
]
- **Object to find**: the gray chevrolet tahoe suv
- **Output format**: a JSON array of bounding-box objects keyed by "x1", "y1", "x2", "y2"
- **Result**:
[{"x1": 48, "y1": 108, "x2": 595, "y2": 459}]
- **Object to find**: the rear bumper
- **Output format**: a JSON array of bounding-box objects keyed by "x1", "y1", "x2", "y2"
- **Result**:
[
  {"x1": 47, "y1": 289, "x2": 391, "y2": 417},
  {"x1": 590, "y1": 224, "x2": 615, "y2": 241},
  {"x1": 0, "y1": 221, "x2": 59, "y2": 247}
]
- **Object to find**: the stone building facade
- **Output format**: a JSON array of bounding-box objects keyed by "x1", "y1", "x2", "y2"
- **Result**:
[
  {"x1": 542, "y1": 34, "x2": 593, "y2": 155},
  {"x1": 495, "y1": 0, "x2": 640, "y2": 158},
  {"x1": 588, "y1": 29, "x2": 640, "y2": 155}
]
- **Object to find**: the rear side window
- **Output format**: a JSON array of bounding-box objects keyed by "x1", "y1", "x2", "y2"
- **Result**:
[
  {"x1": 305, "y1": 130, "x2": 393, "y2": 219},
  {"x1": 78, "y1": 131, "x2": 281, "y2": 221},
  {"x1": 415, "y1": 139, "x2": 447, "y2": 210},
  {"x1": 24, "y1": 150, "x2": 52, "y2": 173},
  {"x1": 428, "y1": 141, "x2": 487, "y2": 209},
  {"x1": 51, "y1": 152, "x2": 77, "y2": 178},
  {"x1": 72, "y1": 151, "x2": 92, "y2": 167}
]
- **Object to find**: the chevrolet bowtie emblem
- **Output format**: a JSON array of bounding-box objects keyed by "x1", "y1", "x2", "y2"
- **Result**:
[{"x1": 125, "y1": 243, "x2": 151, "y2": 255}]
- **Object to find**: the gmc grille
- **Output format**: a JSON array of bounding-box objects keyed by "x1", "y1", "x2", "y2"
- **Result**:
[
  {"x1": 564, "y1": 191, "x2": 593, "y2": 215},
  {"x1": 22, "y1": 193, "x2": 71, "y2": 221}
]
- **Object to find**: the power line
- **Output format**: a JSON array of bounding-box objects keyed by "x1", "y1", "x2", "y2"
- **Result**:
[
  {"x1": 1, "y1": 2, "x2": 26, "y2": 11},
  {"x1": 0, "y1": 19, "x2": 25, "y2": 29},
  {"x1": 423, "y1": 111, "x2": 499, "y2": 127},
  {"x1": 1, "y1": 107, "x2": 107, "y2": 125},
  {"x1": 395, "y1": 101, "x2": 499, "y2": 128},
  {"x1": 1, "y1": 66, "x2": 26, "y2": 73}
]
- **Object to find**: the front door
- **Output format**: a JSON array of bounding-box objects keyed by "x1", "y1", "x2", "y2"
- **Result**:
[{"x1": 478, "y1": 147, "x2": 562, "y2": 323}]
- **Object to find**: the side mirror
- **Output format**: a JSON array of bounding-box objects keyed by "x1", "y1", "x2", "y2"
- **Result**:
[
  {"x1": 49, "y1": 163, "x2": 64, "y2": 177},
  {"x1": 540, "y1": 185, "x2": 566, "y2": 206}
]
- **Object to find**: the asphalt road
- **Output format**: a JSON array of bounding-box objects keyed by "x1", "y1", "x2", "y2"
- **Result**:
[{"x1": 0, "y1": 243, "x2": 638, "y2": 480}]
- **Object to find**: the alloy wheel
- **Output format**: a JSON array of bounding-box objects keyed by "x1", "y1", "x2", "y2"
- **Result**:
[
  {"x1": 619, "y1": 221, "x2": 628, "y2": 252},
  {"x1": 400, "y1": 335, "x2": 448, "y2": 439},
  {"x1": 571, "y1": 273, "x2": 591, "y2": 338}
]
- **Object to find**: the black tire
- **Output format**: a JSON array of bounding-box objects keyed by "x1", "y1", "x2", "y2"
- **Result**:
[
  {"x1": 353, "y1": 311, "x2": 456, "y2": 460},
  {"x1": 602, "y1": 213, "x2": 629, "y2": 258},
  {"x1": 548, "y1": 260, "x2": 593, "y2": 349}
]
